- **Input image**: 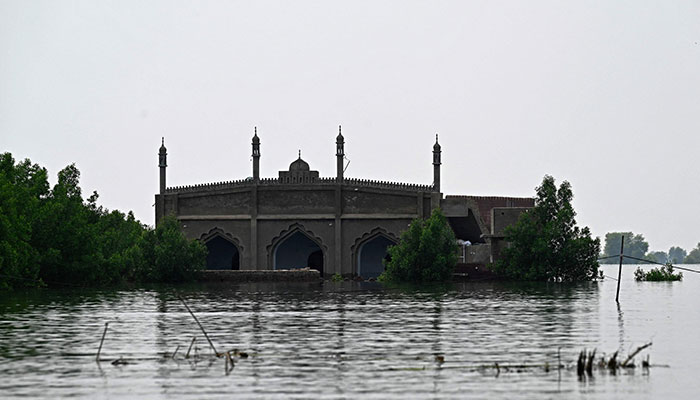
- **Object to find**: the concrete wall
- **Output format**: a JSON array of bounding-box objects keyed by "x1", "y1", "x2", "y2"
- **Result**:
[{"x1": 157, "y1": 182, "x2": 431, "y2": 276}]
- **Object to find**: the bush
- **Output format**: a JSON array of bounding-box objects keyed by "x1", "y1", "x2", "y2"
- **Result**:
[
  {"x1": 634, "y1": 264, "x2": 682, "y2": 281},
  {"x1": 494, "y1": 175, "x2": 600, "y2": 282},
  {"x1": 136, "y1": 216, "x2": 207, "y2": 283},
  {"x1": 0, "y1": 153, "x2": 207, "y2": 289},
  {"x1": 379, "y1": 208, "x2": 458, "y2": 283}
]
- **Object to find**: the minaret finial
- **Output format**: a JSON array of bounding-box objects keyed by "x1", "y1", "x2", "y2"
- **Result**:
[
  {"x1": 161, "y1": 137, "x2": 164, "y2": 146},
  {"x1": 298, "y1": 150, "x2": 301, "y2": 159},
  {"x1": 435, "y1": 133, "x2": 438, "y2": 142},
  {"x1": 255, "y1": 126, "x2": 257, "y2": 135},
  {"x1": 339, "y1": 125, "x2": 342, "y2": 135}
]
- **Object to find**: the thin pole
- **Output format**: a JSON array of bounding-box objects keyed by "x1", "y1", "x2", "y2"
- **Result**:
[
  {"x1": 178, "y1": 295, "x2": 220, "y2": 356},
  {"x1": 615, "y1": 236, "x2": 625, "y2": 303},
  {"x1": 186, "y1": 337, "x2": 196, "y2": 359},
  {"x1": 96, "y1": 322, "x2": 109, "y2": 362}
]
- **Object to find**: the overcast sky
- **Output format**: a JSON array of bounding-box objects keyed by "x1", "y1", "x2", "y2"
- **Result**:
[{"x1": 2, "y1": 1, "x2": 699, "y2": 252}]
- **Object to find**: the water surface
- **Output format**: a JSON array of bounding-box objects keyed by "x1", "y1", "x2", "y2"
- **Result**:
[{"x1": 1, "y1": 264, "x2": 698, "y2": 399}]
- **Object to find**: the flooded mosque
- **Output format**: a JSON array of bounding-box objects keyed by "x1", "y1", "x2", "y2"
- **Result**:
[{"x1": 155, "y1": 127, "x2": 533, "y2": 278}]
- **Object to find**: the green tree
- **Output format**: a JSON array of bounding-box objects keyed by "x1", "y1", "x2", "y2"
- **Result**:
[
  {"x1": 684, "y1": 244, "x2": 700, "y2": 264},
  {"x1": 668, "y1": 246, "x2": 687, "y2": 264},
  {"x1": 494, "y1": 175, "x2": 600, "y2": 281},
  {"x1": 0, "y1": 154, "x2": 47, "y2": 288},
  {"x1": 646, "y1": 251, "x2": 668, "y2": 264},
  {"x1": 380, "y1": 208, "x2": 458, "y2": 283},
  {"x1": 136, "y1": 216, "x2": 207, "y2": 283},
  {"x1": 0, "y1": 153, "x2": 207, "y2": 289},
  {"x1": 602, "y1": 232, "x2": 649, "y2": 264}
]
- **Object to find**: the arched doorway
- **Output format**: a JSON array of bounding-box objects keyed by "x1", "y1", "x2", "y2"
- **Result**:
[
  {"x1": 204, "y1": 235, "x2": 240, "y2": 270},
  {"x1": 273, "y1": 231, "x2": 324, "y2": 276},
  {"x1": 357, "y1": 235, "x2": 396, "y2": 279}
]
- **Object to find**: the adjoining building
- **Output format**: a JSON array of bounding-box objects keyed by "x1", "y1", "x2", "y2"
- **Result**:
[{"x1": 155, "y1": 127, "x2": 533, "y2": 278}]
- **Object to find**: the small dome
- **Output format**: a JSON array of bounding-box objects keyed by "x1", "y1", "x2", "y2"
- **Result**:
[
  {"x1": 433, "y1": 134, "x2": 441, "y2": 151},
  {"x1": 252, "y1": 133, "x2": 260, "y2": 144},
  {"x1": 336, "y1": 125, "x2": 344, "y2": 142},
  {"x1": 159, "y1": 137, "x2": 167, "y2": 153},
  {"x1": 289, "y1": 157, "x2": 310, "y2": 171}
]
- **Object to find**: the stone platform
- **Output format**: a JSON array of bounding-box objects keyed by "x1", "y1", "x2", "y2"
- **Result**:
[{"x1": 197, "y1": 269, "x2": 321, "y2": 283}]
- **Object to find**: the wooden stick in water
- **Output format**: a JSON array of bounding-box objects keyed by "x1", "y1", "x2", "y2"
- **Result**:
[
  {"x1": 178, "y1": 295, "x2": 220, "y2": 356},
  {"x1": 96, "y1": 322, "x2": 109, "y2": 362},
  {"x1": 186, "y1": 337, "x2": 196, "y2": 359}
]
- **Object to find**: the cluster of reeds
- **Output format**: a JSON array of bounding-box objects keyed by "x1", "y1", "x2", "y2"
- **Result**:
[{"x1": 577, "y1": 342, "x2": 652, "y2": 377}]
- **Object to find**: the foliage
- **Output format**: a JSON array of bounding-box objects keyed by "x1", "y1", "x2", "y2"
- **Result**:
[
  {"x1": 646, "y1": 251, "x2": 668, "y2": 264},
  {"x1": 135, "y1": 216, "x2": 206, "y2": 283},
  {"x1": 602, "y1": 232, "x2": 649, "y2": 264},
  {"x1": 493, "y1": 175, "x2": 600, "y2": 282},
  {"x1": 330, "y1": 273, "x2": 344, "y2": 282},
  {"x1": 379, "y1": 208, "x2": 458, "y2": 283},
  {"x1": 634, "y1": 264, "x2": 683, "y2": 281},
  {"x1": 668, "y1": 246, "x2": 687, "y2": 264},
  {"x1": 684, "y1": 243, "x2": 700, "y2": 264},
  {"x1": 0, "y1": 153, "x2": 206, "y2": 289}
]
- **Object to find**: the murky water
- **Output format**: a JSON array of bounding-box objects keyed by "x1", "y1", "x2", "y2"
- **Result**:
[{"x1": 1, "y1": 264, "x2": 699, "y2": 399}]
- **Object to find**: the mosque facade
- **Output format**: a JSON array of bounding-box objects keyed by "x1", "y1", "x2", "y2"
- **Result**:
[{"x1": 155, "y1": 128, "x2": 533, "y2": 278}]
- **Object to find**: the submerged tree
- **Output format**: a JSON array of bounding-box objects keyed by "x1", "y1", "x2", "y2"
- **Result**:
[
  {"x1": 668, "y1": 246, "x2": 687, "y2": 264},
  {"x1": 684, "y1": 244, "x2": 700, "y2": 264},
  {"x1": 0, "y1": 152, "x2": 207, "y2": 289},
  {"x1": 494, "y1": 175, "x2": 600, "y2": 281},
  {"x1": 602, "y1": 232, "x2": 649, "y2": 263},
  {"x1": 380, "y1": 208, "x2": 458, "y2": 283}
]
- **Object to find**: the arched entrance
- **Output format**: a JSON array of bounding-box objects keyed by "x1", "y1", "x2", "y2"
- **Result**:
[
  {"x1": 357, "y1": 235, "x2": 396, "y2": 279},
  {"x1": 204, "y1": 235, "x2": 240, "y2": 270},
  {"x1": 273, "y1": 231, "x2": 324, "y2": 276}
]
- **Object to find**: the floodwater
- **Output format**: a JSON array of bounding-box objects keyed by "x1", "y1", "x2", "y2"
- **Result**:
[{"x1": 1, "y1": 264, "x2": 699, "y2": 399}]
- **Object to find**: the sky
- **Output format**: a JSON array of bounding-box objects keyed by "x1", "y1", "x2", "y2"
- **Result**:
[{"x1": 1, "y1": 0, "x2": 699, "y2": 252}]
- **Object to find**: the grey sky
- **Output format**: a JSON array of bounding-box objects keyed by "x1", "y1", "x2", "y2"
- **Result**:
[{"x1": 2, "y1": 1, "x2": 699, "y2": 252}]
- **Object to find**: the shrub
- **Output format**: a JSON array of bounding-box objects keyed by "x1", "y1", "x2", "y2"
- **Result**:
[
  {"x1": 379, "y1": 208, "x2": 458, "y2": 283},
  {"x1": 634, "y1": 264, "x2": 682, "y2": 281},
  {"x1": 494, "y1": 175, "x2": 600, "y2": 281}
]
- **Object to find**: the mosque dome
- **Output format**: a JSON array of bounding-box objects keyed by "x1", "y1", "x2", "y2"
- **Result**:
[{"x1": 289, "y1": 157, "x2": 310, "y2": 172}]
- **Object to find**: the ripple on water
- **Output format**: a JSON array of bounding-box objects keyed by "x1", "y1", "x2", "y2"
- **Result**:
[{"x1": 1, "y1": 268, "x2": 700, "y2": 399}]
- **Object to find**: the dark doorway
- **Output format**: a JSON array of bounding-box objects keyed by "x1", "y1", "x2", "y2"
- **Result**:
[
  {"x1": 205, "y1": 236, "x2": 240, "y2": 270},
  {"x1": 357, "y1": 235, "x2": 395, "y2": 279},
  {"x1": 308, "y1": 250, "x2": 324, "y2": 277},
  {"x1": 273, "y1": 231, "x2": 323, "y2": 275}
]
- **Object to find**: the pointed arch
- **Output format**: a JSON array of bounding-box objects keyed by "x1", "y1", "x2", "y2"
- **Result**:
[
  {"x1": 199, "y1": 228, "x2": 243, "y2": 270},
  {"x1": 351, "y1": 227, "x2": 398, "y2": 278},
  {"x1": 267, "y1": 223, "x2": 327, "y2": 275}
]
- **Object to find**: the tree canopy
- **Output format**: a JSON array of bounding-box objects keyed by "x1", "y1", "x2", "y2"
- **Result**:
[
  {"x1": 380, "y1": 208, "x2": 458, "y2": 283},
  {"x1": 684, "y1": 244, "x2": 700, "y2": 264},
  {"x1": 0, "y1": 153, "x2": 206, "y2": 289},
  {"x1": 494, "y1": 175, "x2": 600, "y2": 281},
  {"x1": 668, "y1": 246, "x2": 687, "y2": 264},
  {"x1": 602, "y1": 232, "x2": 649, "y2": 264}
]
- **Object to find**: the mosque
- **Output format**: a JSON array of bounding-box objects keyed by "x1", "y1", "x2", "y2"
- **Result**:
[{"x1": 155, "y1": 127, "x2": 533, "y2": 278}]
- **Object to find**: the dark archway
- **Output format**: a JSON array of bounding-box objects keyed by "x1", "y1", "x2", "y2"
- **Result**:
[
  {"x1": 357, "y1": 235, "x2": 396, "y2": 279},
  {"x1": 205, "y1": 236, "x2": 240, "y2": 270},
  {"x1": 273, "y1": 231, "x2": 324, "y2": 275}
]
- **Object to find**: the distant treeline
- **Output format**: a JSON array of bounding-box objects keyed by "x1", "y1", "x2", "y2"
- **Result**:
[
  {"x1": 601, "y1": 232, "x2": 700, "y2": 264},
  {"x1": 0, "y1": 153, "x2": 206, "y2": 290}
]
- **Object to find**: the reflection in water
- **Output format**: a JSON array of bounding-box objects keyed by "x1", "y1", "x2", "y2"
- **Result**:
[
  {"x1": 0, "y1": 277, "x2": 698, "y2": 399},
  {"x1": 617, "y1": 302, "x2": 625, "y2": 351}
]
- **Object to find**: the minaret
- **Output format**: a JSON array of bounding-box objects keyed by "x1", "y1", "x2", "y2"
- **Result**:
[
  {"x1": 252, "y1": 127, "x2": 260, "y2": 182},
  {"x1": 336, "y1": 125, "x2": 344, "y2": 183},
  {"x1": 433, "y1": 133, "x2": 441, "y2": 193},
  {"x1": 158, "y1": 137, "x2": 167, "y2": 194}
]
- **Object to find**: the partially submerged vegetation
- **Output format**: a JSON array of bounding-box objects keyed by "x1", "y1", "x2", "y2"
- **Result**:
[
  {"x1": 494, "y1": 175, "x2": 600, "y2": 281},
  {"x1": 634, "y1": 264, "x2": 683, "y2": 281},
  {"x1": 0, "y1": 153, "x2": 205, "y2": 289},
  {"x1": 379, "y1": 208, "x2": 458, "y2": 283}
]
